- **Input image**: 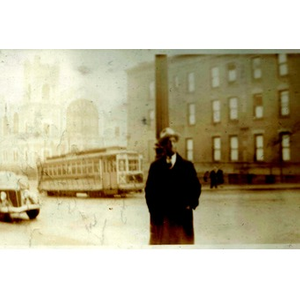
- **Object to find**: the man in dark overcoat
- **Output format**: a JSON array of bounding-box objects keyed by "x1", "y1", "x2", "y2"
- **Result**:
[{"x1": 145, "y1": 128, "x2": 201, "y2": 245}]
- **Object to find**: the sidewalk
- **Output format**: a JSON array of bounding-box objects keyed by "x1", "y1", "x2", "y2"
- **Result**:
[{"x1": 202, "y1": 183, "x2": 300, "y2": 191}]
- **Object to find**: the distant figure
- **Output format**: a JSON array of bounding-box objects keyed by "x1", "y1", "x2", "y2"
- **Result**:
[
  {"x1": 145, "y1": 127, "x2": 201, "y2": 245},
  {"x1": 209, "y1": 166, "x2": 218, "y2": 189},
  {"x1": 203, "y1": 171, "x2": 210, "y2": 183},
  {"x1": 217, "y1": 168, "x2": 224, "y2": 186}
]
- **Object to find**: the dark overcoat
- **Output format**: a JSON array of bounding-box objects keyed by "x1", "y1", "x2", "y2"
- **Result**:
[{"x1": 145, "y1": 154, "x2": 201, "y2": 245}]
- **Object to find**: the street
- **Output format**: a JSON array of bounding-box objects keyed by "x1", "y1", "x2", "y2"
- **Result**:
[
  {"x1": 197, "y1": 189, "x2": 300, "y2": 246},
  {"x1": 0, "y1": 188, "x2": 300, "y2": 248}
]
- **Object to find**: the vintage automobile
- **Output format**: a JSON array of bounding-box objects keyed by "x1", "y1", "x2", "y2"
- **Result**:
[{"x1": 0, "y1": 171, "x2": 40, "y2": 220}]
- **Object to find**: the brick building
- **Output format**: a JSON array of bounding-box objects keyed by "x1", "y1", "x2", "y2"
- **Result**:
[{"x1": 127, "y1": 53, "x2": 300, "y2": 184}]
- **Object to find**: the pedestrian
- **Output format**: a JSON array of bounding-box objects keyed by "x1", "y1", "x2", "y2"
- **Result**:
[
  {"x1": 145, "y1": 127, "x2": 201, "y2": 245},
  {"x1": 203, "y1": 171, "x2": 209, "y2": 183},
  {"x1": 210, "y1": 166, "x2": 218, "y2": 189},
  {"x1": 216, "y1": 168, "x2": 224, "y2": 186}
]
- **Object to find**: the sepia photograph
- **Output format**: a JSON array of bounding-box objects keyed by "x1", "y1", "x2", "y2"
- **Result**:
[
  {"x1": 1, "y1": 2, "x2": 299, "y2": 299},
  {"x1": 0, "y1": 49, "x2": 299, "y2": 249}
]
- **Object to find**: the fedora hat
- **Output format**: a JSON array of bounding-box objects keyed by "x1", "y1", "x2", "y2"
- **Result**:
[{"x1": 159, "y1": 127, "x2": 180, "y2": 144}]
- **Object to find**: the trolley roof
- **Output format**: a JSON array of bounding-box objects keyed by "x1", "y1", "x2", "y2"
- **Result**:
[{"x1": 41, "y1": 146, "x2": 141, "y2": 164}]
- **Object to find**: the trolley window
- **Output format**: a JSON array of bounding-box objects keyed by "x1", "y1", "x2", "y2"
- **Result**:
[
  {"x1": 77, "y1": 161, "x2": 82, "y2": 174},
  {"x1": 82, "y1": 164, "x2": 87, "y2": 174},
  {"x1": 128, "y1": 159, "x2": 138, "y2": 171},
  {"x1": 103, "y1": 160, "x2": 107, "y2": 173},
  {"x1": 112, "y1": 160, "x2": 117, "y2": 172},
  {"x1": 57, "y1": 165, "x2": 62, "y2": 176},
  {"x1": 107, "y1": 160, "x2": 111, "y2": 173},
  {"x1": 118, "y1": 159, "x2": 126, "y2": 171},
  {"x1": 48, "y1": 166, "x2": 52, "y2": 176},
  {"x1": 88, "y1": 161, "x2": 93, "y2": 174},
  {"x1": 53, "y1": 165, "x2": 57, "y2": 176},
  {"x1": 62, "y1": 164, "x2": 67, "y2": 175},
  {"x1": 94, "y1": 160, "x2": 99, "y2": 173},
  {"x1": 72, "y1": 162, "x2": 76, "y2": 174}
]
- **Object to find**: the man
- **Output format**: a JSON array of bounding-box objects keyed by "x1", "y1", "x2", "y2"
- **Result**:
[
  {"x1": 145, "y1": 128, "x2": 201, "y2": 245},
  {"x1": 210, "y1": 166, "x2": 218, "y2": 189}
]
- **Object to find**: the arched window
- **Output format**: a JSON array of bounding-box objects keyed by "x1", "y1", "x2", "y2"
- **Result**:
[
  {"x1": 13, "y1": 113, "x2": 19, "y2": 134},
  {"x1": 2, "y1": 116, "x2": 9, "y2": 135}
]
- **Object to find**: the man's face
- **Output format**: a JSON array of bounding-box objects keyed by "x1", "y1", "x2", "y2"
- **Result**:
[{"x1": 163, "y1": 136, "x2": 177, "y2": 156}]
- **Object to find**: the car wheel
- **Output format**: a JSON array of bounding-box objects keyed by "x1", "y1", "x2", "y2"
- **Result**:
[
  {"x1": 0, "y1": 213, "x2": 12, "y2": 222},
  {"x1": 26, "y1": 209, "x2": 40, "y2": 220}
]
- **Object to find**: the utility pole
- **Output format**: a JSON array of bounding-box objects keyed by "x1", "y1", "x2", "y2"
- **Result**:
[{"x1": 155, "y1": 54, "x2": 169, "y2": 157}]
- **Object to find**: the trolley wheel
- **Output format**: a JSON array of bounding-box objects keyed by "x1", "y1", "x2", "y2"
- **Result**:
[
  {"x1": 88, "y1": 191, "x2": 103, "y2": 198},
  {"x1": 26, "y1": 209, "x2": 40, "y2": 220}
]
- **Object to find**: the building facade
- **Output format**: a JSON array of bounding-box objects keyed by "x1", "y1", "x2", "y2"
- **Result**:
[
  {"x1": 0, "y1": 56, "x2": 125, "y2": 177},
  {"x1": 127, "y1": 54, "x2": 300, "y2": 184}
]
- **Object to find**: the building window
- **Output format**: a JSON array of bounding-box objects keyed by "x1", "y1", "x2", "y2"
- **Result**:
[
  {"x1": 252, "y1": 57, "x2": 262, "y2": 79},
  {"x1": 279, "y1": 90, "x2": 290, "y2": 116},
  {"x1": 255, "y1": 134, "x2": 264, "y2": 161},
  {"x1": 188, "y1": 103, "x2": 196, "y2": 125},
  {"x1": 186, "y1": 138, "x2": 193, "y2": 161},
  {"x1": 213, "y1": 136, "x2": 221, "y2": 161},
  {"x1": 281, "y1": 133, "x2": 291, "y2": 161},
  {"x1": 253, "y1": 94, "x2": 263, "y2": 118},
  {"x1": 212, "y1": 100, "x2": 221, "y2": 123},
  {"x1": 187, "y1": 72, "x2": 195, "y2": 93},
  {"x1": 149, "y1": 109, "x2": 155, "y2": 127},
  {"x1": 13, "y1": 149, "x2": 19, "y2": 162},
  {"x1": 278, "y1": 54, "x2": 288, "y2": 76},
  {"x1": 228, "y1": 64, "x2": 237, "y2": 82},
  {"x1": 13, "y1": 113, "x2": 19, "y2": 134},
  {"x1": 230, "y1": 136, "x2": 239, "y2": 161},
  {"x1": 3, "y1": 116, "x2": 9, "y2": 135},
  {"x1": 211, "y1": 67, "x2": 220, "y2": 88},
  {"x1": 229, "y1": 97, "x2": 238, "y2": 120},
  {"x1": 149, "y1": 81, "x2": 155, "y2": 100}
]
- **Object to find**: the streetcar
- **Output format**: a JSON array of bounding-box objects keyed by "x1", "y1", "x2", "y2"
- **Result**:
[{"x1": 37, "y1": 146, "x2": 144, "y2": 197}]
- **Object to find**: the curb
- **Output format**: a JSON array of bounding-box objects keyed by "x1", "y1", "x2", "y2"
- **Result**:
[{"x1": 202, "y1": 185, "x2": 300, "y2": 191}]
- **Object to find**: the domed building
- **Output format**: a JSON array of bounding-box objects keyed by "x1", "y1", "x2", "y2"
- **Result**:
[{"x1": 0, "y1": 57, "x2": 104, "y2": 177}]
